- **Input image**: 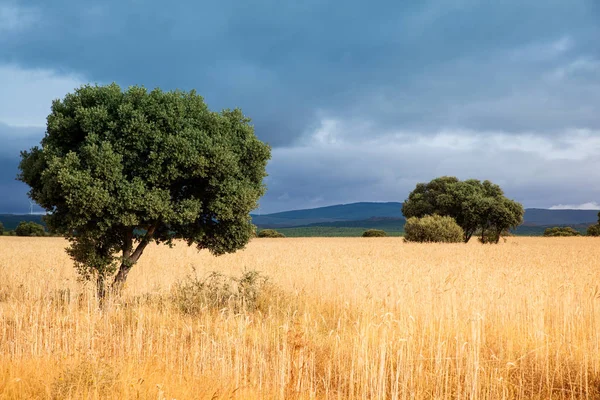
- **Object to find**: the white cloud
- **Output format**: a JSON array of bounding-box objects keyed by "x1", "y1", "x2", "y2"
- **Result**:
[
  {"x1": 262, "y1": 118, "x2": 600, "y2": 212},
  {"x1": 549, "y1": 202, "x2": 600, "y2": 210},
  {"x1": 0, "y1": 64, "x2": 86, "y2": 128}
]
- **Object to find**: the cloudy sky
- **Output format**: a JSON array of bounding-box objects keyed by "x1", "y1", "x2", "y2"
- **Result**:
[{"x1": 1, "y1": 0, "x2": 599, "y2": 214}]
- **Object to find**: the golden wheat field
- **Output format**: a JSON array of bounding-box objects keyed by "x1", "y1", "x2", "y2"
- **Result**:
[{"x1": 1, "y1": 236, "x2": 600, "y2": 399}]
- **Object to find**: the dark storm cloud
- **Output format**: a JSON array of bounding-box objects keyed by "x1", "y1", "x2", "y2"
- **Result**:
[
  {"x1": 1, "y1": 0, "x2": 600, "y2": 213},
  {"x1": 2, "y1": 0, "x2": 599, "y2": 145},
  {"x1": 0, "y1": 124, "x2": 45, "y2": 213}
]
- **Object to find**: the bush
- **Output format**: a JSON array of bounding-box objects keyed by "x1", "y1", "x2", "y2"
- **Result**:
[
  {"x1": 587, "y1": 224, "x2": 600, "y2": 237},
  {"x1": 0, "y1": 222, "x2": 4, "y2": 235},
  {"x1": 404, "y1": 215, "x2": 464, "y2": 243},
  {"x1": 172, "y1": 268, "x2": 270, "y2": 314},
  {"x1": 362, "y1": 229, "x2": 387, "y2": 237},
  {"x1": 257, "y1": 229, "x2": 285, "y2": 238},
  {"x1": 543, "y1": 227, "x2": 582, "y2": 237},
  {"x1": 15, "y1": 221, "x2": 46, "y2": 237}
]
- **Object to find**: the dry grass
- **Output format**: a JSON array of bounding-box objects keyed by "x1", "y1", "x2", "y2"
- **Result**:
[{"x1": 1, "y1": 236, "x2": 600, "y2": 399}]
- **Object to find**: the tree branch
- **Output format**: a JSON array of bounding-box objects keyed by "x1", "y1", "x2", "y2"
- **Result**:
[{"x1": 112, "y1": 222, "x2": 159, "y2": 293}]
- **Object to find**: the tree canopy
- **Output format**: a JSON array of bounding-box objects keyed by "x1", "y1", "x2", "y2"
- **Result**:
[
  {"x1": 402, "y1": 176, "x2": 524, "y2": 243},
  {"x1": 15, "y1": 221, "x2": 46, "y2": 237},
  {"x1": 543, "y1": 227, "x2": 581, "y2": 237},
  {"x1": 362, "y1": 229, "x2": 387, "y2": 237},
  {"x1": 18, "y1": 83, "x2": 271, "y2": 297},
  {"x1": 587, "y1": 212, "x2": 600, "y2": 237},
  {"x1": 257, "y1": 229, "x2": 285, "y2": 238}
]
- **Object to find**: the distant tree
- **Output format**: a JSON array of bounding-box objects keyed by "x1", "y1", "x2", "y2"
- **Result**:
[
  {"x1": 588, "y1": 225, "x2": 600, "y2": 237},
  {"x1": 402, "y1": 176, "x2": 524, "y2": 243},
  {"x1": 257, "y1": 229, "x2": 285, "y2": 238},
  {"x1": 543, "y1": 227, "x2": 582, "y2": 237},
  {"x1": 404, "y1": 215, "x2": 464, "y2": 243},
  {"x1": 587, "y1": 212, "x2": 600, "y2": 237},
  {"x1": 18, "y1": 83, "x2": 271, "y2": 299},
  {"x1": 0, "y1": 222, "x2": 4, "y2": 236},
  {"x1": 15, "y1": 221, "x2": 46, "y2": 237},
  {"x1": 362, "y1": 229, "x2": 387, "y2": 237}
]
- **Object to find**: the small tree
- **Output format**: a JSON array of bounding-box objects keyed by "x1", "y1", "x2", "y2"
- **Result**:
[
  {"x1": 543, "y1": 227, "x2": 582, "y2": 237},
  {"x1": 404, "y1": 215, "x2": 464, "y2": 243},
  {"x1": 588, "y1": 225, "x2": 600, "y2": 237},
  {"x1": 257, "y1": 229, "x2": 285, "y2": 238},
  {"x1": 15, "y1": 221, "x2": 46, "y2": 237},
  {"x1": 587, "y1": 212, "x2": 600, "y2": 236},
  {"x1": 362, "y1": 229, "x2": 387, "y2": 237},
  {"x1": 18, "y1": 83, "x2": 271, "y2": 299}
]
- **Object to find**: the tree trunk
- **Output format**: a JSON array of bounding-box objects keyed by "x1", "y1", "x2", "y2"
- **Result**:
[
  {"x1": 97, "y1": 274, "x2": 106, "y2": 304},
  {"x1": 111, "y1": 226, "x2": 156, "y2": 294},
  {"x1": 464, "y1": 231, "x2": 472, "y2": 243}
]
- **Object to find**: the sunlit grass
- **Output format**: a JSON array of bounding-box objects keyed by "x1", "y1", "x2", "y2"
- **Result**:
[{"x1": 1, "y1": 236, "x2": 599, "y2": 399}]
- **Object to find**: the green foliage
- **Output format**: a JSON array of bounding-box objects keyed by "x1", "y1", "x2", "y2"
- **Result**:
[
  {"x1": 588, "y1": 212, "x2": 600, "y2": 237},
  {"x1": 587, "y1": 224, "x2": 600, "y2": 237},
  {"x1": 361, "y1": 229, "x2": 387, "y2": 237},
  {"x1": 404, "y1": 215, "x2": 464, "y2": 243},
  {"x1": 15, "y1": 221, "x2": 46, "y2": 237},
  {"x1": 172, "y1": 268, "x2": 269, "y2": 314},
  {"x1": 543, "y1": 226, "x2": 582, "y2": 237},
  {"x1": 257, "y1": 229, "x2": 286, "y2": 238},
  {"x1": 402, "y1": 176, "x2": 524, "y2": 243},
  {"x1": 18, "y1": 83, "x2": 271, "y2": 293}
]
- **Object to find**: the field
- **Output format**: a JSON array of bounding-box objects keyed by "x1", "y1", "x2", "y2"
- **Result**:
[{"x1": 1, "y1": 237, "x2": 600, "y2": 399}]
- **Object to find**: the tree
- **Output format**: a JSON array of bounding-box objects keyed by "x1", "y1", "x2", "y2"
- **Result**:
[
  {"x1": 587, "y1": 212, "x2": 600, "y2": 237},
  {"x1": 0, "y1": 222, "x2": 4, "y2": 236},
  {"x1": 588, "y1": 225, "x2": 600, "y2": 237},
  {"x1": 403, "y1": 215, "x2": 464, "y2": 243},
  {"x1": 402, "y1": 176, "x2": 524, "y2": 243},
  {"x1": 15, "y1": 221, "x2": 46, "y2": 237},
  {"x1": 257, "y1": 229, "x2": 285, "y2": 238},
  {"x1": 362, "y1": 229, "x2": 387, "y2": 237},
  {"x1": 543, "y1": 227, "x2": 581, "y2": 237},
  {"x1": 18, "y1": 83, "x2": 271, "y2": 298}
]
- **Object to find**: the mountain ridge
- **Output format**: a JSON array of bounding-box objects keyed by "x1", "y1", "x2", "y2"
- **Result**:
[{"x1": 251, "y1": 202, "x2": 599, "y2": 229}]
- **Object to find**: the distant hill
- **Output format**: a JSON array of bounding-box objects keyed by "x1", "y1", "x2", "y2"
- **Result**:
[
  {"x1": 252, "y1": 202, "x2": 600, "y2": 235},
  {"x1": 1, "y1": 203, "x2": 597, "y2": 237},
  {"x1": 0, "y1": 214, "x2": 46, "y2": 230},
  {"x1": 251, "y1": 202, "x2": 403, "y2": 227},
  {"x1": 521, "y1": 209, "x2": 598, "y2": 226}
]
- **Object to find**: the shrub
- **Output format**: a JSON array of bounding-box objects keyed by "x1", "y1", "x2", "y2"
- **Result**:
[
  {"x1": 404, "y1": 215, "x2": 464, "y2": 243},
  {"x1": 0, "y1": 222, "x2": 4, "y2": 235},
  {"x1": 257, "y1": 229, "x2": 285, "y2": 238},
  {"x1": 587, "y1": 224, "x2": 600, "y2": 237},
  {"x1": 362, "y1": 229, "x2": 387, "y2": 237},
  {"x1": 543, "y1": 227, "x2": 582, "y2": 237},
  {"x1": 15, "y1": 221, "x2": 46, "y2": 237},
  {"x1": 172, "y1": 268, "x2": 270, "y2": 314}
]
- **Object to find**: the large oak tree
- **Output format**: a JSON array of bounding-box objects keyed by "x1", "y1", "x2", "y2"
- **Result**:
[{"x1": 19, "y1": 84, "x2": 271, "y2": 298}]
